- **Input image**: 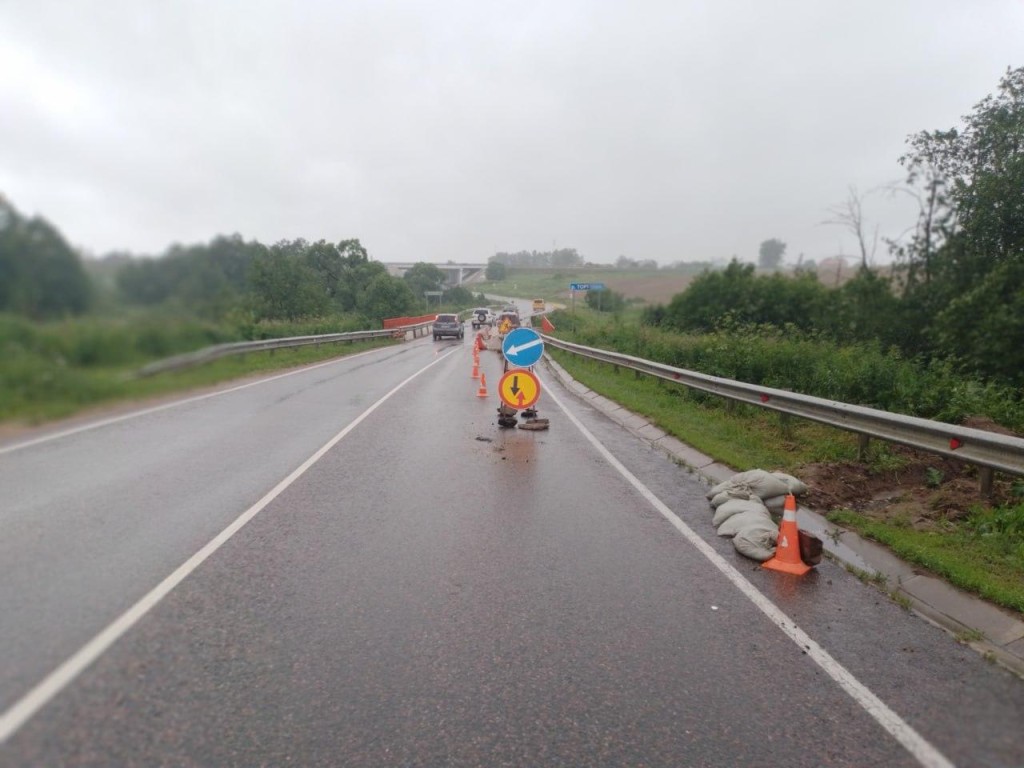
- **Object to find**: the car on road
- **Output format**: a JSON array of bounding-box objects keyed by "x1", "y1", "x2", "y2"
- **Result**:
[
  {"x1": 433, "y1": 313, "x2": 464, "y2": 340},
  {"x1": 470, "y1": 308, "x2": 494, "y2": 330},
  {"x1": 495, "y1": 310, "x2": 521, "y2": 336}
]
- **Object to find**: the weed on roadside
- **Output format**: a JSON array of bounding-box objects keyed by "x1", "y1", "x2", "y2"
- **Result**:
[
  {"x1": 891, "y1": 591, "x2": 913, "y2": 611},
  {"x1": 956, "y1": 628, "x2": 985, "y2": 644}
]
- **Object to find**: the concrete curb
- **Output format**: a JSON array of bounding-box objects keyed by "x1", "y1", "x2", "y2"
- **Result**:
[{"x1": 542, "y1": 354, "x2": 1024, "y2": 679}]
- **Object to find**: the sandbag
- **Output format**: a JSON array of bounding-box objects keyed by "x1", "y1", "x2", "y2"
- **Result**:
[
  {"x1": 771, "y1": 472, "x2": 808, "y2": 496},
  {"x1": 710, "y1": 486, "x2": 756, "y2": 509},
  {"x1": 733, "y1": 521, "x2": 779, "y2": 561},
  {"x1": 761, "y1": 494, "x2": 788, "y2": 513},
  {"x1": 712, "y1": 497, "x2": 766, "y2": 527},
  {"x1": 717, "y1": 507, "x2": 773, "y2": 537},
  {"x1": 707, "y1": 469, "x2": 790, "y2": 501}
]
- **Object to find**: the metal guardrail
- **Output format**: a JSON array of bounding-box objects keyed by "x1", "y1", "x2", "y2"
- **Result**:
[
  {"x1": 136, "y1": 321, "x2": 434, "y2": 378},
  {"x1": 542, "y1": 335, "x2": 1024, "y2": 484}
]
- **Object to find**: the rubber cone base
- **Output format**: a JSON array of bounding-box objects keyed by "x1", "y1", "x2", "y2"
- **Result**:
[{"x1": 762, "y1": 557, "x2": 811, "y2": 575}]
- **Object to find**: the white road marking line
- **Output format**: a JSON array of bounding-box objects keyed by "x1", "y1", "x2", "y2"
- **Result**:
[
  {"x1": 0, "y1": 343, "x2": 413, "y2": 456},
  {"x1": 0, "y1": 347, "x2": 457, "y2": 744},
  {"x1": 541, "y1": 377, "x2": 956, "y2": 768}
]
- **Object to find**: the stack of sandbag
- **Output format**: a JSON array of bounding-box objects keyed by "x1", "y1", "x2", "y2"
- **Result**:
[
  {"x1": 707, "y1": 469, "x2": 807, "y2": 513},
  {"x1": 706, "y1": 470, "x2": 808, "y2": 562}
]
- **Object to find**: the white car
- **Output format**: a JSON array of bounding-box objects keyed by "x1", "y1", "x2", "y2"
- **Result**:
[{"x1": 470, "y1": 308, "x2": 494, "y2": 329}]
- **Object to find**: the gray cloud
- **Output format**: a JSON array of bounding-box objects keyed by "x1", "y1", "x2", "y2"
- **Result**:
[{"x1": 1, "y1": 0, "x2": 1021, "y2": 264}]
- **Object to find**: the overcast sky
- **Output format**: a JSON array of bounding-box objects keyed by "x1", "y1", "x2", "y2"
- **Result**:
[{"x1": 1, "y1": 1, "x2": 1021, "y2": 266}]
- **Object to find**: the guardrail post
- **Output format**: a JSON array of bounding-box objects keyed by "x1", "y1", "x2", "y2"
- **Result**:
[
  {"x1": 857, "y1": 433, "x2": 870, "y2": 461},
  {"x1": 979, "y1": 466, "x2": 994, "y2": 497}
]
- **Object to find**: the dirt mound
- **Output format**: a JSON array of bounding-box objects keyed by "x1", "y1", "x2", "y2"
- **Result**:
[{"x1": 800, "y1": 441, "x2": 1014, "y2": 531}]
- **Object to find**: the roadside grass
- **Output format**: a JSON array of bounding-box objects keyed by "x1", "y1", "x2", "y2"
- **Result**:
[
  {"x1": 1, "y1": 339, "x2": 397, "y2": 426},
  {"x1": 826, "y1": 508, "x2": 1024, "y2": 614},
  {"x1": 547, "y1": 347, "x2": 1024, "y2": 616},
  {"x1": 546, "y1": 349, "x2": 857, "y2": 471}
]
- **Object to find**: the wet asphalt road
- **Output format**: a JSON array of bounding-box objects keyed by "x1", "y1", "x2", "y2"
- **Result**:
[{"x1": 1, "y1": 335, "x2": 1022, "y2": 767}]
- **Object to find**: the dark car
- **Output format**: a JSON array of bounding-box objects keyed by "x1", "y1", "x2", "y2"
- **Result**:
[{"x1": 433, "y1": 313, "x2": 463, "y2": 340}]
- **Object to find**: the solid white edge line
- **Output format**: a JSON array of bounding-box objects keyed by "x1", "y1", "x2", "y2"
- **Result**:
[
  {"x1": 0, "y1": 343, "x2": 406, "y2": 456},
  {"x1": 0, "y1": 347, "x2": 457, "y2": 744},
  {"x1": 539, "y1": 375, "x2": 956, "y2": 768}
]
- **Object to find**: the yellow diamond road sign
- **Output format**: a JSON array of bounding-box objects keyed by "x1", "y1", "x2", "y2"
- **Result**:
[{"x1": 498, "y1": 369, "x2": 541, "y2": 410}]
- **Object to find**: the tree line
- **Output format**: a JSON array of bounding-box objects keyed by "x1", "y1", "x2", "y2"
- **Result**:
[{"x1": 0, "y1": 199, "x2": 475, "y2": 325}]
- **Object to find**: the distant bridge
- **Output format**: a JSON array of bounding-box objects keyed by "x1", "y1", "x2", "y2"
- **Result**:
[{"x1": 382, "y1": 262, "x2": 487, "y2": 287}]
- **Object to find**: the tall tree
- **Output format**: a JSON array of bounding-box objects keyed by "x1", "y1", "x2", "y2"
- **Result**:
[
  {"x1": 824, "y1": 187, "x2": 878, "y2": 269},
  {"x1": 485, "y1": 258, "x2": 507, "y2": 280},
  {"x1": 898, "y1": 65, "x2": 1024, "y2": 382},
  {"x1": 358, "y1": 272, "x2": 417, "y2": 321},
  {"x1": 249, "y1": 246, "x2": 329, "y2": 320},
  {"x1": 0, "y1": 197, "x2": 92, "y2": 318},
  {"x1": 402, "y1": 262, "x2": 446, "y2": 300},
  {"x1": 303, "y1": 238, "x2": 382, "y2": 312},
  {"x1": 757, "y1": 239, "x2": 787, "y2": 270}
]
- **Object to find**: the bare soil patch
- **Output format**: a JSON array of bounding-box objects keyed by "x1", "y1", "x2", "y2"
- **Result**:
[
  {"x1": 800, "y1": 419, "x2": 1020, "y2": 529},
  {"x1": 610, "y1": 275, "x2": 694, "y2": 304}
]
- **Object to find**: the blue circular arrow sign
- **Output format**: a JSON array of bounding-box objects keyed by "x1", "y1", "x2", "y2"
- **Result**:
[{"x1": 502, "y1": 327, "x2": 544, "y2": 367}]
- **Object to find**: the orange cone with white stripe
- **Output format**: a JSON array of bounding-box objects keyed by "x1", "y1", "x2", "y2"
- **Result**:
[
  {"x1": 476, "y1": 373, "x2": 488, "y2": 398},
  {"x1": 762, "y1": 494, "x2": 811, "y2": 575}
]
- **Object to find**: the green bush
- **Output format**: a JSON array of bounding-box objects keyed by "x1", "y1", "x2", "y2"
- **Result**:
[
  {"x1": 0, "y1": 310, "x2": 389, "y2": 423},
  {"x1": 550, "y1": 309, "x2": 1024, "y2": 432}
]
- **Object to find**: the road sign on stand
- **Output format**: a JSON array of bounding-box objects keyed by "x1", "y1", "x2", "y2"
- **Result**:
[
  {"x1": 569, "y1": 282, "x2": 605, "y2": 291},
  {"x1": 498, "y1": 369, "x2": 541, "y2": 410},
  {"x1": 502, "y1": 327, "x2": 544, "y2": 368}
]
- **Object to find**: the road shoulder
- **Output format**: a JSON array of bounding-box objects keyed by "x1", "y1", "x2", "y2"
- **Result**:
[{"x1": 541, "y1": 354, "x2": 1024, "y2": 679}]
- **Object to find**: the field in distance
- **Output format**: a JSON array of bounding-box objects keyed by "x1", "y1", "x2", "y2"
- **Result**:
[{"x1": 479, "y1": 267, "x2": 700, "y2": 306}]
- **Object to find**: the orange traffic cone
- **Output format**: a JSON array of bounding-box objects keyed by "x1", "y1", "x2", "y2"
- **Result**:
[
  {"x1": 471, "y1": 357, "x2": 480, "y2": 379},
  {"x1": 476, "y1": 373, "x2": 488, "y2": 398},
  {"x1": 762, "y1": 494, "x2": 811, "y2": 575},
  {"x1": 475, "y1": 333, "x2": 486, "y2": 352}
]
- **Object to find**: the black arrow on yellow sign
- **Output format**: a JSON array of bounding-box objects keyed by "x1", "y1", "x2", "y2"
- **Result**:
[{"x1": 497, "y1": 369, "x2": 540, "y2": 410}]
